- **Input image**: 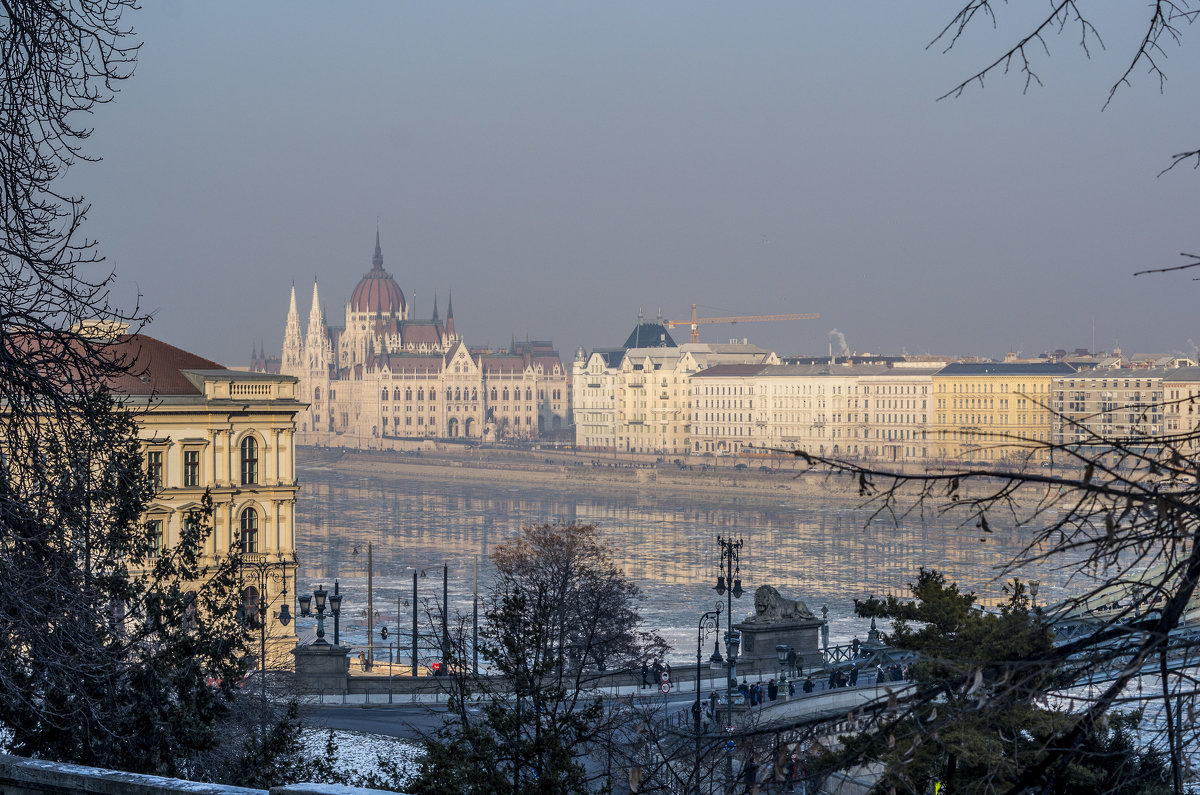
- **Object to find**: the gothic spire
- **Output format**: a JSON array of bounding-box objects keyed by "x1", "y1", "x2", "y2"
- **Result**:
[
  {"x1": 432, "y1": 292, "x2": 439, "y2": 323},
  {"x1": 372, "y1": 228, "x2": 383, "y2": 270}
]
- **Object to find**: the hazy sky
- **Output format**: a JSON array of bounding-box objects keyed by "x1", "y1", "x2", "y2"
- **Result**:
[{"x1": 67, "y1": 3, "x2": 1200, "y2": 366}]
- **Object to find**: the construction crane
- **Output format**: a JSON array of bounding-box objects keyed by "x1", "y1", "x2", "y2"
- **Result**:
[{"x1": 665, "y1": 304, "x2": 820, "y2": 344}]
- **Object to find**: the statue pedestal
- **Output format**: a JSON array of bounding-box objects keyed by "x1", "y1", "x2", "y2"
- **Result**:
[
  {"x1": 733, "y1": 618, "x2": 824, "y2": 671},
  {"x1": 292, "y1": 642, "x2": 350, "y2": 694}
]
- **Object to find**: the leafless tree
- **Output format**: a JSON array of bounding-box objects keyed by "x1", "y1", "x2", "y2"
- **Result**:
[
  {"x1": 411, "y1": 522, "x2": 667, "y2": 794},
  {"x1": 932, "y1": 3, "x2": 1200, "y2": 193},
  {"x1": 0, "y1": 3, "x2": 277, "y2": 778}
]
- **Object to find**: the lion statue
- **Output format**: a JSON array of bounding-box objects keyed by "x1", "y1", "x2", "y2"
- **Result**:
[{"x1": 746, "y1": 585, "x2": 816, "y2": 623}]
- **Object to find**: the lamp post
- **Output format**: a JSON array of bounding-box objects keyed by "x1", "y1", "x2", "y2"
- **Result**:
[
  {"x1": 235, "y1": 552, "x2": 294, "y2": 741},
  {"x1": 776, "y1": 644, "x2": 789, "y2": 699},
  {"x1": 297, "y1": 582, "x2": 342, "y2": 647},
  {"x1": 1029, "y1": 579, "x2": 1040, "y2": 611},
  {"x1": 714, "y1": 534, "x2": 745, "y2": 793},
  {"x1": 693, "y1": 603, "x2": 723, "y2": 790},
  {"x1": 695, "y1": 603, "x2": 723, "y2": 733}
]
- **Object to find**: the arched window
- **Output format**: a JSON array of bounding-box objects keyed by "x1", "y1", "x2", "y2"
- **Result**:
[
  {"x1": 240, "y1": 507, "x2": 259, "y2": 554},
  {"x1": 446, "y1": 388, "x2": 452, "y2": 401},
  {"x1": 240, "y1": 437, "x2": 259, "y2": 485},
  {"x1": 525, "y1": 387, "x2": 532, "y2": 401},
  {"x1": 490, "y1": 388, "x2": 497, "y2": 401},
  {"x1": 455, "y1": 388, "x2": 461, "y2": 401},
  {"x1": 417, "y1": 388, "x2": 424, "y2": 401},
  {"x1": 472, "y1": 388, "x2": 478, "y2": 401},
  {"x1": 381, "y1": 389, "x2": 388, "y2": 401},
  {"x1": 405, "y1": 388, "x2": 412, "y2": 401},
  {"x1": 503, "y1": 389, "x2": 509, "y2": 401},
  {"x1": 314, "y1": 386, "x2": 321, "y2": 402},
  {"x1": 393, "y1": 388, "x2": 402, "y2": 400}
]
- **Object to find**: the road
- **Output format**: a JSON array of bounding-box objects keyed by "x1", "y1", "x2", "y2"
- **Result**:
[{"x1": 302, "y1": 703, "x2": 451, "y2": 739}]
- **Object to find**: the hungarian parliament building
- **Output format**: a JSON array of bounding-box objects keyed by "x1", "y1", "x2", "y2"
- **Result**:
[{"x1": 259, "y1": 234, "x2": 570, "y2": 448}]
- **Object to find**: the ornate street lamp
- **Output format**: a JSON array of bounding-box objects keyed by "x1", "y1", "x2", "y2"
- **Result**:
[
  {"x1": 694, "y1": 603, "x2": 722, "y2": 735},
  {"x1": 235, "y1": 552, "x2": 294, "y2": 741},
  {"x1": 714, "y1": 534, "x2": 745, "y2": 792},
  {"x1": 776, "y1": 644, "x2": 789, "y2": 699},
  {"x1": 299, "y1": 583, "x2": 340, "y2": 646}
]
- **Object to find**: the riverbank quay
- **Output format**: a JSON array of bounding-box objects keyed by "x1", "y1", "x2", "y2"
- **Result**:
[{"x1": 298, "y1": 444, "x2": 1026, "y2": 504}]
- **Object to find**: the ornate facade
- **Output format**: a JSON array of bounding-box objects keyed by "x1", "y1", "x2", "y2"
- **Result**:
[
  {"x1": 108, "y1": 333, "x2": 304, "y2": 664},
  {"x1": 572, "y1": 317, "x2": 778, "y2": 454},
  {"x1": 277, "y1": 234, "x2": 569, "y2": 448}
]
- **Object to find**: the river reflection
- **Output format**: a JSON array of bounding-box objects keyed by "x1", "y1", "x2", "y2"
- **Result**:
[{"x1": 295, "y1": 461, "x2": 1070, "y2": 661}]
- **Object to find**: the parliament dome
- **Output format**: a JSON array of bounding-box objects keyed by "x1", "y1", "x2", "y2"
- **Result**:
[{"x1": 350, "y1": 233, "x2": 406, "y2": 316}]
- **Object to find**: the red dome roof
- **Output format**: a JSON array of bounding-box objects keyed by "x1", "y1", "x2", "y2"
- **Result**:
[
  {"x1": 351, "y1": 267, "x2": 406, "y2": 316},
  {"x1": 350, "y1": 233, "x2": 406, "y2": 316}
]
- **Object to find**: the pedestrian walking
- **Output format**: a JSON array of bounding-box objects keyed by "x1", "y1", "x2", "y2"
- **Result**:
[
  {"x1": 786, "y1": 646, "x2": 798, "y2": 677},
  {"x1": 641, "y1": 662, "x2": 650, "y2": 689},
  {"x1": 652, "y1": 659, "x2": 663, "y2": 685},
  {"x1": 802, "y1": 675, "x2": 814, "y2": 694},
  {"x1": 767, "y1": 678, "x2": 778, "y2": 702},
  {"x1": 848, "y1": 665, "x2": 859, "y2": 686},
  {"x1": 788, "y1": 679, "x2": 796, "y2": 697},
  {"x1": 664, "y1": 661, "x2": 672, "y2": 683},
  {"x1": 742, "y1": 754, "x2": 759, "y2": 794},
  {"x1": 785, "y1": 755, "x2": 799, "y2": 792}
]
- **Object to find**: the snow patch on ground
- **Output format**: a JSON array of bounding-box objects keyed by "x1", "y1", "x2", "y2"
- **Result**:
[{"x1": 300, "y1": 728, "x2": 422, "y2": 788}]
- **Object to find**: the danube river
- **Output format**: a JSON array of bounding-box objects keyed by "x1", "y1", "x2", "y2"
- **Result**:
[{"x1": 293, "y1": 454, "x2": 1077, "y2": 662}]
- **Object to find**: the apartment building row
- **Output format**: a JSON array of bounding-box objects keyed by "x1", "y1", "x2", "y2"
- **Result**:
[{"x1": 574, "y1": 339, "x2": 1200, "y2": 466}]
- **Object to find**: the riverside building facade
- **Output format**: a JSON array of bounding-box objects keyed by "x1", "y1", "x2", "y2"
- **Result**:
[{"x1": 572, "y1": 316, "x2": 778, "y2": 454}]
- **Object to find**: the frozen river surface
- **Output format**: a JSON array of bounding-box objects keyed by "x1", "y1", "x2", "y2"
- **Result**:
[{"x1": 294, "y1": 458, "x2": 1077, "y2": 662}]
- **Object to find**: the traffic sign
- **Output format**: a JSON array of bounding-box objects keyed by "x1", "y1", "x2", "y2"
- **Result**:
[
  {"x1": 659, "y1": 671, "x2": 670, "y2": 683},
  {"x1": 659, "y1": 681, "x2": 671, "y2": 694}
]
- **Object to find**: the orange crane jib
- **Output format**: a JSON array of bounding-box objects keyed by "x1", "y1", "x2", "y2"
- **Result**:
[{"x1": 664, "y1": 303, "x2": 819, "y2": 343}]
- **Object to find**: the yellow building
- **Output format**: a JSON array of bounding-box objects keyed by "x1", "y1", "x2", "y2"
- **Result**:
[
  {"x1": 109, "y1": 334, "x2": 305, "y2": 664},
  {"x1": 931, "y1": 362, "x2": 1075, "y2": 464}
]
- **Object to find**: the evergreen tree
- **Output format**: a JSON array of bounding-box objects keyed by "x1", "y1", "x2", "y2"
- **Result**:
[{"x1": 815, "y1": 569, "x2": 1171, "y2": 795}]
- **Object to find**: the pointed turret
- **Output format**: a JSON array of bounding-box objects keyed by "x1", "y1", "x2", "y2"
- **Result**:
[
  {"x1": 372, "y1": 229, "x2": 384, "y2": 270},
  {"x1": 305, "y1": 279, "x2": 330, "y2": 372},
  {"x1": 446, "y1": 292, "x2": 456, "y2": 339},
  {"x1": 282, "y1": 283, "x2": 304, "y2": 372},
  {"x1": 432, "y1": 293, "x2": 439, "y2": 323}
]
